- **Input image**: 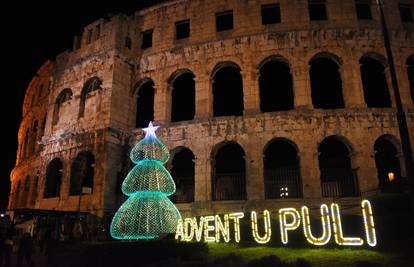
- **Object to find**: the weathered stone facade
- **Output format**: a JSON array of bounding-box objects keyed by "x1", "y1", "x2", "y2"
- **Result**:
[{"x1": 9, "y1": 0, "x2": 414, "y2": 219}]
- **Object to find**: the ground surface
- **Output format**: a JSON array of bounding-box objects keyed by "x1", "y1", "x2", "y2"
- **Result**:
[{"x1": 208, "y1": 243, "x2": 414, "y2": 267}]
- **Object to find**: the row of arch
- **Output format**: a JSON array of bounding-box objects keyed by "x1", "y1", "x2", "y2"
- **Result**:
[
  {"x1": 135, "y1": 53, "x2": 414, "y2": 127},
  {"x1": 19, "y1": 116, "x2": 46, "y2": 160},
  {"x1": 13, "y1": 134, "x2": 402, "y2": 207},
  {"x1": 43, "y1": 151, "x2": 95, "y2": 198},
  {"x1": 165, "y1": 134, "x2": 402, "y2": 202},
  {"x1": 52, "y1": 77, "x2": 102, "y2": 125}
]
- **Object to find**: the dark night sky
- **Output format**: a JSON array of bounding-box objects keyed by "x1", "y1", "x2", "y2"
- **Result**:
[{"x1": 1, "y1": 1, "x2": 166, "y2": 209}]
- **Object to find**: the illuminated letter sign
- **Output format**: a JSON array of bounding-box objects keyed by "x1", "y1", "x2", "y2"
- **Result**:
[{"x1": 175, "y1": 200, "x2": 377, "y2": 247}]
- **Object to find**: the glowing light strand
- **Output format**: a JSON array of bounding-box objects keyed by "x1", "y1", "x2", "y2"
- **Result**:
[
  {"x1": 251, "y1": 210, "x2": 272, "y2": 244},
  {"x1": 330, "y1": 203, "x2": 363, "y2": 246},
  {"x1": 279, "y1": 208, "x2": 301, "y2": 244},
  {"x1": 301, "y1": 204, "x2": 331, "y2": 245},
  {"x1": 215, "y1": 215, "x2": 230, "y2": 242},
  {"x1": 361, "y1": 200, "x2": 377, "y2": 247},
  {"x1": 229, "y1": 212, "x2": 244, "y2": 243},
  {"x1": 110, "y1": 122, "x2": 181, "y2": 240}
]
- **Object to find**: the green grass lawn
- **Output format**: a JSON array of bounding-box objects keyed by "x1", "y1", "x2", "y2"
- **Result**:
[{"x1": 208, "y1": 243, "x2": 414, "y2": 267}]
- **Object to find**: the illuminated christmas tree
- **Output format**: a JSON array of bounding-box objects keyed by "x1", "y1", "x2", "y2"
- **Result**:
[{"x1": 110, "y1": 122, "x2": 181, "y2": 239}]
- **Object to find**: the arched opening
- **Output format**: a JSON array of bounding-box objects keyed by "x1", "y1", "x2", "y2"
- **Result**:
[
  {"x1": 28, "y1": 120, "x2": 38, "y2": 155},
  {"x1": 259, "y1": 59, "x2": 294, "y2": 112},
  {"x1": 374, "y1": 136, "x2": 402, "y2": 193},
  {"x1": 69, "y1": 151, "x2": 95, "y2": 195},
  {"x1": 14, "y1": 181, "x2": 21, "y2": 208},
  {"x1": 171, "y1": 72, "x2": 196, "y2": 122},
  {"x1": 22, "y1": 175, "x2": 30, "y2": 207},
  {"x1": 212, "y1": 142, "x2": 246, "y2": 200},
  {"x1": 170, "y1": 147, "x2": 195, "y2": 203},
  {"x1": 318, "y1": 136, "x2": 359, "y2": 197},
  {"x1": 31, "y1": 174, "x2": 39, "y2": 205},
  {"x1": 212, "y1": 63, "x2": 244, "y2": 117},
  {"x1": 79, "y1": 77, "x2": 102, "y2": 118},
  {"x1": 44, "y1": 158, "x2": 63, "y2": 198},
  {"x1": 310, "y1": 56, "x2": 344, "y2": 109},
  {"x1": 23, "y1": 130, "x2": 29, "y2": 160},
  {"x1": 264, "y1": 139, "x2": 302, "y2": 199},
  {"x1": 135, "y1": 80, "x2": 155, "y2": 128},
  {"x1": 407, "y1": 56, "x2": 414, "y2": 103},
  {"x1": 53, "y1": 88, "x2": 72, "y2": 125},
  {"x1": 360, "y1": 56, "x2": 391, "y2": 107}
]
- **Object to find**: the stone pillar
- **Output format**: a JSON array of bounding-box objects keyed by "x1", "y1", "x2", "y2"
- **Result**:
[
  {"x1": 153, "y1": 75, "x2": 169, "y2": 124},
  {"x1": 242, "y1": 69, "x2": 260, "y2": 115},
  {"x1": 245, "y1": 145, "x2": 263, "y2": 200},
  {"x1": 384, "y1": 67, "x2": 396, "y2": 108},
  {"x1": 353, "y1": 148, "x2": 379, "y2": 195},
  {"x1": 60, "y1": 157, "x2": 71, "y2": 201},
  {"x1": 300, "y1": 143, "x2": 321, "y2": 199},
  {"x1": 395, "y1": 57, "x2": 414, "y2": 107},
  {"x1": 292, "y1": 64, "x2": 313, "y2": 109},
  {"x1": 194, "y1": 73, "x2": 212, "y2": 119},
  {"x1": 341, "y1": 60, "x2": 366, "y2": 108},
  {"x1": 194, "y1": 154, "x2": 210, "y2": 202}
]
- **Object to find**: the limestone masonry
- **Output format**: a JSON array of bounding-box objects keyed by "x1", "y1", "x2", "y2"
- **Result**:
[{"x1": 9, "y1": 0, "x2": 414, "y2": 222}]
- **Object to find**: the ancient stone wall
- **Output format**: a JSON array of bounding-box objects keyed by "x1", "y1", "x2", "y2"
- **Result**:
[{"x1": 10, "y1": 0, "x2": 414, "y2": 218}]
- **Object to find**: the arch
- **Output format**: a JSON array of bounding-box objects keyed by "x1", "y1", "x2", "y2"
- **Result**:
[
  {"x1": 263, "y1": 138, "x2": 302, "y2": 198},
  {"x1": 170, "y1": 147, "x2": 195, "y2": 203},
  {"x1": 309, "y1": 52, "x2": 343, "y2": 66},
  {"x1": 43, "y1": 158, "x2": 63, "y2": 198},
  {"x1": 361, "y1": 52, "x2": 388, "y2": 67},
  {"x1": 212, "y1": 62, "x2": 244, "y2": 117},
  {"x1": 259, "y1": 58, "x2": 294, "y2": 112},
  {"x1": 407, "y1": 55, "x2": 414, "y2": 104},
  {"x1": 212, "y1": 141, "x2": 246, "y2": 200},
  {"x1": 318, "y1": 136, "x2": 359, "y2": 197},
  {"x1": 211, "y1": 61, "x2": 241, "y2": 77},
  {"x1": 14, "y1": 181, "x2": 21, "y2": 208},
  {"x1": 31, "y1": 173, "x2": 39, "y2": 205},
  {"x1": 79, "y1": 77, "x2": 103, "y2": 118},
  {"x1": 22, "y1": 130, "x2": 29, "y2": 160},
  {"x1": 170, "y1": 70, "x2": 195, "y2": 122},
  {"x1": 309, "y1": 55, "x2": 345, "y2": 109},
  {"x1": 28, "y1": 120, "x2": 38, "y2": 156},
  {"x1": 360, "y1": 55, "x2": 391, "y2": 107},
  {"x1": 69, "y1": 151, "x2": 95, "y2": 195},
  {"x1": 374, "y1": 135, "x2": 402, "y2": 193},
  {"x1": 21, "y1": 175, "x2": 30, "y2": 206},
  {"x1": 135, "y1": 79, "x2": 155, "y2": 128},
  {"x1": 53, "y1": 88, "x2": 73, "y2": 125},
  {"x1": 258, "y1": 55, "x2": 290, "y2": 70}
]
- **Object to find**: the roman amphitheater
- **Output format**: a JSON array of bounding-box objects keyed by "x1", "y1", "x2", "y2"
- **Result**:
[{"x1": 9, "y1": 0, "x2": 414, "y2": 228}]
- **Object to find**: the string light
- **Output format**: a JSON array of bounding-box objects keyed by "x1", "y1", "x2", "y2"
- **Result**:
[
  {"x1": 279, "y1": 208, "x2": 301, "y2": 244},
  {"x1": 330, "y1": 203, "x2": 364, "y2": 246},
  {"x1": 111, "y1": 122, "x2": 181, "y2": 240},
  {"x1": 228, "y1": 212, "x2": 244, "y2": 243},
  {"x1": 194, "y1": 217, "x2": 205, "y2": 242},
  {"x1": 175, "y1": 201, "x2": 377, "y2": 247},
  {"x1": 183, "y1": 218, "x2": 195, "y2": 241},
  {"x1": 251, "y1": 210, "x2": 272, "y2": 244},
  {"x1": 175, "y1": 219, "x2": 184, "y2": 241},
  {"x1": 204, "y1": 216, "x2": 216, "y2": 242},
  {"x1": 361, "y1": 200, "x2": 377, "y2": 247},
  {"x1": 215, "y1": 214, "x2": 230, "y2": 242},
  {"x1": 301, "y1": 204, "x2": 331, "y2": 245}
]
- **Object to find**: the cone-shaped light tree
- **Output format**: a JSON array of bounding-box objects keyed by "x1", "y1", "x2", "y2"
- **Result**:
[{"x1": 111, "y1": 122, "x2": 181, "y2": 239}]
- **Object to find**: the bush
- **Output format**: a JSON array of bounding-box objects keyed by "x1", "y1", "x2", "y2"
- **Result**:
[
  {"x1": 354, "y1": 261, "x2": 384, "y2": 267},
  {"x1": 48, "y1": 239, "x2": 208, "y2": 267},
  {"x1": 295, "y1": 258, "x2": 312, "y2": 267},
  {"x1": 247, "y1": 255, "x2": 284, "y2": 267}
]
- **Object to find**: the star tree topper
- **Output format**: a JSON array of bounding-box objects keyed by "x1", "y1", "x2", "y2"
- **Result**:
[{"x1": 143, "y1": 121, "x2": 160, "y2": 138}]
